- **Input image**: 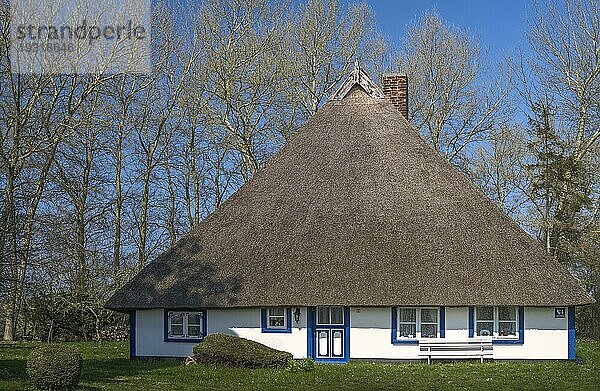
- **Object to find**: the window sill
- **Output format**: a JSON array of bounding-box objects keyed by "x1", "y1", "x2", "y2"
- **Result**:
[
  {"x1": 164, "y1": 336, "x2": 205, "y2": 343},
  {"x1": 392, "y1": 338, "x2": 419, "y2": 345},
  {"x1": 316, "y1": 323, "x2": 345, "y2": 327},
  {"x1": 469, "y1": 336, "x2": 522, "y2": 345},
  {"x1": 393, "y1": 336, "x2": 447, "y2": 344},
  {"x1": 492, "y1": 336, "x2": 523, "y2": 345},
  {"x1": 261, "y1": 327, "x2": 292, "y2": 334}
]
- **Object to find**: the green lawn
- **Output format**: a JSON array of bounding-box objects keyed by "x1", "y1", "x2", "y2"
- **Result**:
[{"x1": 1, "y1": 340, "x2": 599, "y2": 390}]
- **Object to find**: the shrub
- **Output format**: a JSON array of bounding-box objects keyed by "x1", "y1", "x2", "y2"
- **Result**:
[
  {"x1": 285, "y1": 358, "x2": 316, "y2": 372},
  {"x1": 27, "y1": 344, "x2": 83, "y2": 391},
  {"x1": 192, "y1": 333, "x2": 292, "y2": 368},
  {"x1": 577, "y1": 302, "x2": 600, "y2": 339}
]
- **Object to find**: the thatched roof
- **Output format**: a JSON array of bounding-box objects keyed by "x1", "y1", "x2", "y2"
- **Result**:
[{"x1": 106, "y1": 71, "x2": 593, "y2": 311}]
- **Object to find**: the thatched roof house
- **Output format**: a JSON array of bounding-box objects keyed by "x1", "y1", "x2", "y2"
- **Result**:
[{"x1": 107, "y1": 62, "x2": 592, "y2": 362}]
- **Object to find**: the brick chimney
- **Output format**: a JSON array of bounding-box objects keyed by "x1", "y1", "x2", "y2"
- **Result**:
[{"x1": 382, "y1": 74, "x2": 408, "y2": 119}]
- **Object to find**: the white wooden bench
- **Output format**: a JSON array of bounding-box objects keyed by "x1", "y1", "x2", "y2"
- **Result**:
[{"x1": 418, "y1": 340, "x2": 493, "y2": 364}]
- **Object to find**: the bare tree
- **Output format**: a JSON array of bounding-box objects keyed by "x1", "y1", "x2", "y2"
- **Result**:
[
  {"x1": 197, "y1": 0, "x2": 288, "y2": 182},
  {"x1": 513, "y1": 0, "x2": 600, "y2": 265},
  {"x1": 284, "y1": 0, "x2": 387, "y2": 121},
  {"x1": 101, "y1": 74, "x2": 154, "y2": 279},
  {"x1": 52, "y1": 93, "x2": 108, "y2": 297},
  {"x1": 470, "y1": 126, "x2": 530, "y2": 221},
  {"x1": 397, "y1": 10, "x2": 510, "y2": 165},
  {"x1": 0, "y1": 1, "x2": 121, "y2": 340},
  {"x1": 132, "y1": 2, "x2": 201, "y2": 268},
  {"x1": 527, "y1": 0, "x2": 600, "y2": 162},
  {"x1": 0, "y1": 73, "x2": 115, "y2": 340}
]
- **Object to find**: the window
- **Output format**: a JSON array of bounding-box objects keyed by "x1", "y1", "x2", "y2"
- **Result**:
[
  {"x1": 475, "y1": 306, "x2": 494, "y2": 337},
  {"x1": 398, "y1": 308, "x2": 416, "y2": 338},
  {"x1": 187, "y1": 312, "x2": 203, "y2": 338},
  {"x1": 261, "y1": 307, "x2": 292, "y2": 333},
  {"x1": 330, "y1": 307, "x2": 344, "y2": 325},
  {"x1": 420, "y1": 308, "x2": 439, "y2": 338},
  {"x1": 395, "y1": 307, "x2": 439, "y2": 340},
  {"x1": 498, "y1": 306, "x2": 517, "y2": 337},
  {"x1": 267, "y1": 307, "x2": 286, "y2": 329},
  {"x1": 474, "y1": 306, "x2": 518, "y2": 338},
  {"x1": 318, "y1": 306, "x2": 344, "y2": 325},
  {"x1": 165, "y1": 310, "x2": 206, "y2": 342}
]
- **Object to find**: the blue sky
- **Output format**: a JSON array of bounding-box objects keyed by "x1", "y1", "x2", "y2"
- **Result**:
[{"x1": 366, "y1": 0, "x2": 534, "y2": 62}]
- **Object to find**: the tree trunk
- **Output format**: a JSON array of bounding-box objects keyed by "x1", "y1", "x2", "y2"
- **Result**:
[
  {"x1": 4, "y1": 139, "x2": 57, "y2": 341},
  {"x1": 113, "y1": 119, "x2": 124, "y2": 278},
  {"x1": 185, "y1": 128, "x2": 195, "y2": 227},
  {"x1": 2, "y1": 170, "x2": 17, "y2": 341},
  {"x1": 164, "y1": 147, "x2": 177, "y2": 246},
  {"x1": 138, "y1": 164, "x2": 152, "y2": 269},
  {"x1": 75, "y1": 134, "x2": 92, "y2": 296}
]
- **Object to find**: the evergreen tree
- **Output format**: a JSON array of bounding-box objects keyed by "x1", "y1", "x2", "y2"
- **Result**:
[{"x1": 527, "y1": 102, "x2": 592, "y2": 265}]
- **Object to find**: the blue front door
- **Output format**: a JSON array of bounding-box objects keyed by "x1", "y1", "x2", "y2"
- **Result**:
[{"x1": 308, "y1": 306, "x2": 350, "y2": 363}]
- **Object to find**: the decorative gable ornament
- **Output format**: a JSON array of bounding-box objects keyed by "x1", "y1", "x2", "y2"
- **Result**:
[{"x1": 331, "y1": 60, "x2": 386, "y2": 100}]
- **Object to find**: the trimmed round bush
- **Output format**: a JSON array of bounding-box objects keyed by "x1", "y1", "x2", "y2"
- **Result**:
[
  {"x1": 27, "y1": 344, "x2": 83, "y2": 391},
  {"x1": 193, "y1": 333, "x2": 292, "y2": 368}
]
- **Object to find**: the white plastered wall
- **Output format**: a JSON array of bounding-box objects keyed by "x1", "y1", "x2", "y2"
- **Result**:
[
  {"x1": 349, "y1": 307, "x2": 420, "y2": 359},
  {"x1": 445, "y1": 307, "x2": 469, "y2": 339},
  {"x1": 209, "y1": 308, "x2": 308, "y2": 358},
  {"x1": 348, "y1": 307, "x2": 568, "y2": 360},
  {"x1": 349, "y1": 307, "x2": 469, "y2": 359},
  {"x1": 134, "y1": 306, "x2": 569, "y2": 360},
  {"x1": 134, "y1": 308, "x2": 308, "y2": 358},
  {"x1": 493, "y1": 307, "x2": 569, "y2": 360},
  {"x1": 135, "y1": 309, "x2": 196, "y2": 357}
]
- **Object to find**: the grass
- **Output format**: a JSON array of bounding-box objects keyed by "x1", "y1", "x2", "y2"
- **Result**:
[{"x1": 1, "y1": 340, "x2": 599, "y2": 390}]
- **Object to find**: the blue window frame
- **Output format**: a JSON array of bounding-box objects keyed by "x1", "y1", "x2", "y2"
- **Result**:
[
  {"x1": 261, "y1": 307, "x2": 292, "y2": 333},
  {"x1": 440, "y1": 307, "x2": 446, "y2": 338},
  {"x1": 468, "y1": 306, "x2": 524, "y2": 345},
  {"x1": 391, "y1": 306, "x2": 445, "y2": 344},
  {"x1": 129, "y1": 311, "x2": 136, "y2": 360},
  {"x1": 164, "y1": 309, "x2": 207, "y2": 342}
]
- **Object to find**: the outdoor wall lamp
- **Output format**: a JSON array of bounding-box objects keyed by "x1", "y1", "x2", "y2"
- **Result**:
[{"x1": 294, "y1": 307, "x2": 301, "y2": 323}]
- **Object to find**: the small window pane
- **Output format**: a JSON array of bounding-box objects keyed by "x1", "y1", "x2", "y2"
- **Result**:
[
  {"x1": 170, "y1": 313, "x2": 183, "y2": 325},
  {"x1": 421, "y1": 323, "x2": 438, "y2": 338},
  {"x1": 399, "y1": 323, "x2": 416, "y2": 338},
  {"x1": 421, "y1": 309, "x2": 438, "y2": 323},
  {"x1": 269, "y1": 317, "x2": 285, "y2": 327},
  {"x1": 499, "y1": 322, "x2": 517, "y2": 336},
  {"x1": 476, "y1": 322, "x2": 493, "y2": 336},
  {"x1": 188, "y1": 325, "x2": 202, "y2": 337},
  {"x1": 476, "y1": 307, "x2": 494, "y2": 321},
  {"x1": 399, "y1": 308, "x2": 416, "y2": 322},
  {"x1": 318, "y1": 307, "x2": 330, "y2": 324},
  {"x1": 499, "y1": 306, "x2": 516, "y2": 321},
  {"x1": 330, "y1": 307, "x2": 344, "y2": 324},
  {"x1": 269, "y1": 307, "x2": 285, "y2": 317},
  {"x1": 188, "y1": 313, "x2": 202, "y2": 326},
  {"x1": 171, "y1": 324, "x2": 184, "y2": 336}
]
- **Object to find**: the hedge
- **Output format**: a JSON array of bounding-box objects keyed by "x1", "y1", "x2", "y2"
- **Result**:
[{"x1": 192, "y1": 333, "x2": 292, "y2": 368}]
